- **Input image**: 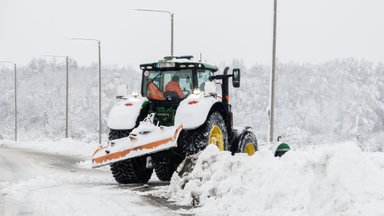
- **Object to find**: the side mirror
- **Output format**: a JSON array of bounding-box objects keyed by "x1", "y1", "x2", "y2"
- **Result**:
[
  {"x1": 116, "y1": 85, "x2": 128, "y2": 99},
  {"x1": 232, "y1": 68, "x2": 240, "y2": 88}
]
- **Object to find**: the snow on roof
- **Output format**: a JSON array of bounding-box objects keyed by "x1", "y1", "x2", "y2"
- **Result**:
[{"x1": 140, "y1": 56, "x2": 218, "y2": 72}]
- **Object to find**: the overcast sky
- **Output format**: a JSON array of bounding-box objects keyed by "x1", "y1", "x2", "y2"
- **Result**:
[{"x1": 1, "y1": 0, "x2": 384, "y2": 68}]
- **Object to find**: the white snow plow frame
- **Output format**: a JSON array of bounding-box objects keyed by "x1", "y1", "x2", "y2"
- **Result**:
[{"x1": 92, "y1": 123, "x2": 183, "y2": 168}]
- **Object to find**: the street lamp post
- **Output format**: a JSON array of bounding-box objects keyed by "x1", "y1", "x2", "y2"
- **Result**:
[
  {"x1": 43, "y1": 55, "x2": 69, "y2": 138},
  {"x1": 70, "y1": 38, "x2": 102, "y2": 144},
  {"x1": 134, "y1": 9, "x2": 174, "y2": 56},
  {"x1": 0, "y1": 61, "x2": 17, "y2": 141},
  {"x1": 269, "y1": 0, "x2": 278, "y2": 143}
]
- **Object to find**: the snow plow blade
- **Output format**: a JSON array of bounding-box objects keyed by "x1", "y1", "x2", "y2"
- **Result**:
[{"x1": 92, "y1": 124, "x2": 183, "y2": 168}]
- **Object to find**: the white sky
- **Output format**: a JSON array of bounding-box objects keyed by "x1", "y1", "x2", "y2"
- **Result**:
[{"x1": 1, "y1": 0, "x2": 384, "y2": 67}]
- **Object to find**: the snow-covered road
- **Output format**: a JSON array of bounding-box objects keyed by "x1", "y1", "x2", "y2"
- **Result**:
[
  {"x1": 0, "y1": 145, "x2": 181, "y2": 216},
  {"x1": 2, "y1": 140, "x2": 384, "y2": 216}
]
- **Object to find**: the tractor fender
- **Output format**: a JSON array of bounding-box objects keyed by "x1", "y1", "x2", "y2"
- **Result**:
[
  {"x1": 107, "y1": 96, "x2": 148, "y2": 130},
  {"x1": 174, "y1": 93, "x2": 221, "y2": 129}
]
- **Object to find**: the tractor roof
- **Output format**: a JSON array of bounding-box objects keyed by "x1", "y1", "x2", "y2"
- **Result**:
[{"x1": 139, "y1": 56, "x2": 218, "y2": 72}]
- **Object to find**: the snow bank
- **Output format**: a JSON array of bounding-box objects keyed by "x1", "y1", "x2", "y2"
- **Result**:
[
  {"x1": 166, "y1": 143, "x2": 384, "y2": 216},
  {"x1": 1, "y1": 139, "x2": 99, "y2": 169},
  {"x1": 1, "y1": 138, "x2": 98, "y2": 158}
]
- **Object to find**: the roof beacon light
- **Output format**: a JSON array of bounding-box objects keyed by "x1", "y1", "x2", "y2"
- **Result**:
[
  {"x1": 163, "y1": 56, "x2": 174, "y2": 61},
  {"x1": 163, "y1": 55, "x2": 194, "y2": 61},
  {"x1": 175, "y1": 55, "x2": 193, "y2": 60}
]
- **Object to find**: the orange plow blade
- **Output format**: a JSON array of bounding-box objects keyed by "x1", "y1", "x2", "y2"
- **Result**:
[{"x1": 92, "y1": 124, "x2": 183, "y2": 168}]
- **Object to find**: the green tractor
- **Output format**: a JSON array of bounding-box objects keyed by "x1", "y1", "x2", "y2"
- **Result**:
[{"x1": 92, "y1": 56, "x2": 288, "y2": 183}]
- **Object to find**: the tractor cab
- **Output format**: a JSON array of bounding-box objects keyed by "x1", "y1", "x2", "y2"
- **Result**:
[{"x1": 140, "y1": 56, "x2": 218, "y2": 101}]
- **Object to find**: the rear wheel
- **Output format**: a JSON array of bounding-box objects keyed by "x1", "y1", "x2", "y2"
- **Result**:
[
  {"x1": 182, "y1": 112, "x2": 228, "y2": 155},
  {"x1": 238, "y1": 131, "x2": 258, "y2": 155},
  {"x1": 108, "y1": 129, "x2": 153, "y2": 184}
]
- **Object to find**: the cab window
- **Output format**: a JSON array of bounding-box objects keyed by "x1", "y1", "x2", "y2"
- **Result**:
[
  {"x1": 142, "y1": 69, "x2": 193, "y2": 100},
  {"x1": 197, "y1": 70, "x2": 212, "y2": 91}
]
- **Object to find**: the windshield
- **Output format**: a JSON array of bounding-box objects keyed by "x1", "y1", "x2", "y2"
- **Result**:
[
  {"x1": 143, "y1": 69, "x2": 193, "y2": 100},
  {"x1": 197, "y1": 69, "x2": 212, "y2": 91}
]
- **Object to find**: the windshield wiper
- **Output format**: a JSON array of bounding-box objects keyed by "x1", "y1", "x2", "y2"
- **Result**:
[{"x1": 147, "y1": 71, "x2": 164, "y2": 89}]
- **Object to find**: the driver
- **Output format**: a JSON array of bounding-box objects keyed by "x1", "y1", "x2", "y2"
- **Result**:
[{"x1": 165, "y1": 75, "x2": 185, "y2": 98}]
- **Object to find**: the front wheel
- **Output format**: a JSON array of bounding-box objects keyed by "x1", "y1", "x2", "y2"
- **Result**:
[
  {"x1": 154, "y1": 163, "x2": 175, "y2": 181},
  {"x1": 109, "y1": 129, "x2": 131, "y2": 140},
  {"x1": 108, "y1": 128, "x2": 153, "y2": 184},
  {"x1": 110, "y1": 157, "x2": 153, "y2": 184}
]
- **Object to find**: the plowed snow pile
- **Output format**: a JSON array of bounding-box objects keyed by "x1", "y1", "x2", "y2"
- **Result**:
[{"x1": 166, "y1": 143, "x2": 384, "y2": 216}]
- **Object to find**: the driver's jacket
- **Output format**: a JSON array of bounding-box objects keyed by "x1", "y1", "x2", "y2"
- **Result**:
[
  {"x1": 147, "y1": 81, "x2": 165, "y2": 100},
  {"x1": 165, "y1": 81, "x2": 185, "y2": 98}
]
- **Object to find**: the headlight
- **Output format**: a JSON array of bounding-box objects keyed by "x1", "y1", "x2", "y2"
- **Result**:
[
  {"x1": 131, "y1": 90, "x2": 139, "y2": 97},
  {"x1": 193, "y1": 88, "x2": 201, "y2": 95}
]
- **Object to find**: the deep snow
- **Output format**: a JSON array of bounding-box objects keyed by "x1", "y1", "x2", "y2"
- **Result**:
[
  {"x1": 150, "y1": 143, "x2": 384, "y2": 216},
  {"x1": 2, "y1": 139, "x2": 384, "y2": 216}
]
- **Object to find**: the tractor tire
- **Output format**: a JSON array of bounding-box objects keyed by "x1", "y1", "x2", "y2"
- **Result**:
[
  {"x1": 182, "y1": 112, "x2": 228, "y2": 155},
  {"x1": 110, "y1": 157, "x2": 153, "y2": 184},
  {"x1": 154, "y1": 163, "x2": 175, "y2": 181},
  {"x1": 108, "y1": 129, "x2": 153, "y2": 184},
  {"x1": 108, "y1": 129, "x2": 131, "y2": 140},
  {"x1": 238, "y1": 131, "x2": 258, "y2": 156}
]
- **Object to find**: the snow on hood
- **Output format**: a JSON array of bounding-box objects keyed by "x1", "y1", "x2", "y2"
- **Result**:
[{"x1": 165, "y1": 143, "x2": 384, "y2": 216}]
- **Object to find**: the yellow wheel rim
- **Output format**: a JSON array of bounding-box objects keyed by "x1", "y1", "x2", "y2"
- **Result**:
[
  {"x1": 209, "y1": 125, "x2": 224, "y2": 151},
  {"x1": 244, "y1": 143, "x2": 256, "y2": 156}
]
